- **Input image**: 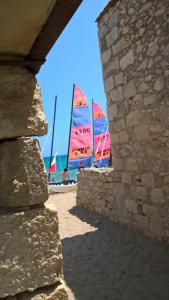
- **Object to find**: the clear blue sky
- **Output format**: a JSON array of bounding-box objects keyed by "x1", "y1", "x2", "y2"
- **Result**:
[{"x1": 37, "y1": 0, "x2": 109, "y2": 157}]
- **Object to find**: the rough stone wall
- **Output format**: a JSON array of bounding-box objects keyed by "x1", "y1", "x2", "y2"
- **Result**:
[
  {"x1": 0, "y1": 66, "x2": 68, "y2": 299},
  {"x1": 0, "y1": 66, "x2": 47, "y2": 139},
  {"x1": 77, "y1": 169, "x2": 122, "y2": 223},
  {"x1": 77, "y1": 0, "x2": 169, "y2": 242},
  {"x1": 0, "y1": 138, "x2": 48, "y2": 207}
]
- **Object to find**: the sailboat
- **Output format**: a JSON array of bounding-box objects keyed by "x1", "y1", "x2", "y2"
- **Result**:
[
  {"x1": 67, "y1": 86, "x2": 111, "y2": 170},
  {"x1": 67, "y1": 84, "x2": 92, "y2": 170},
  {"x1": 48, "y1": 84, "x2": 111, "y2": 192}
]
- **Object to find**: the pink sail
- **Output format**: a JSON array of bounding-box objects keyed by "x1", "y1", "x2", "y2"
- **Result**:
[
  {"x1": 93, "y1": 102, "x2": 111, "y2": 167},
  {"x1": 68, "y1": 86, "x2": 92, "y2": 169},
  {"x1": 73, "y1": 86, "x2": 88, "y2": 108}
]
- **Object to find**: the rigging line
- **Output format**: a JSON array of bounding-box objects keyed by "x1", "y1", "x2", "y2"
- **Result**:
[
  {"x1": 48, "y1": 95, "x2": 57, "y2": 181},
  {"x1": 53, "y1": 149, "x2": 57, "y2": 158},
  {"x1": 41, "y1": 127, "x2": 52, "y2": 155},
  {"x1": 67, "y1": 84, "x2": 75, "y2": 170},
  {"x1": 58, "y1": 155, "x2": 62, "y2": 172},
  {"x1": 99, "y1": 121, "x2": 108, "y2": 163},
  {"x1": 54, "y1": 136, "x2": 67, "y2": 171},
  {"x1": 52, "y1": 140, "x2": 65, "y2": 174},
  {"x1": 95, "y1": 118, "x2": 107, "y2": 159},
  {"x1": 99, "y1": 123, "x2": 109, "y2": 163}
]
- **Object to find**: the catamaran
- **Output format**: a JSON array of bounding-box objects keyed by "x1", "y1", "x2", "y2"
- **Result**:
[{"x1": 48, "y1": 84, "x2": 111, "y2": 193}]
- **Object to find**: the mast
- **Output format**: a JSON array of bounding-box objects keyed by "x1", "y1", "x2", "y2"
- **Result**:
[
  {"x1": 92, "y1": 98, "x2": 95, "y2": 166},
  {"x1": 66, "y1": 84, "x2": 75, "y2": 169},
  {"x1": 48, "y1": 95, "x2": 57, "y2": 181}
]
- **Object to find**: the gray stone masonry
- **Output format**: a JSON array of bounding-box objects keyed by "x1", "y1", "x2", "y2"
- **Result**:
[
  {"x1": 77, "y1": 168, "x2": 165, "y2": 241},
  {"x1": 77, "y1": 0, "x2": 169, "y2": 242}
]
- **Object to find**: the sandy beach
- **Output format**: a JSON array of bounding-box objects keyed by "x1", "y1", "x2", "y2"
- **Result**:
[{"x1": 46, "y1": 192, "x2": 169, "y2": 300}]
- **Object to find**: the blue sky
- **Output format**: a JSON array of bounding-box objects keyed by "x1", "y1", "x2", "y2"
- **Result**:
[{"x1": 37, "y1": 0, "x2": 109, "y2": 156}]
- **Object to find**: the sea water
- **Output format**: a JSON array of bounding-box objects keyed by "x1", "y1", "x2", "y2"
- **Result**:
[{"x1": 43, "y1": 155, "x2": 78, "y2": 183}]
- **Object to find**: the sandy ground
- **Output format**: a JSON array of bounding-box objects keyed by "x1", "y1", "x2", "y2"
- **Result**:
[{"x1": 46, "y1": 192, "x2": 169, "y2": 300}]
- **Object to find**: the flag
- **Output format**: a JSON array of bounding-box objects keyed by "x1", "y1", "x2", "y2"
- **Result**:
[{"x1": 48, "y1": 156, "x2": 56, "y2": 173}]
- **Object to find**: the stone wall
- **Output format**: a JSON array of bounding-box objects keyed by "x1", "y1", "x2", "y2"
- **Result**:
[
  {"x1": 77, "y1": 0, "x2": 169, "y2": 242},
  {"x1": 0, "y1": 66, "x2": 68, "y2": 299}
]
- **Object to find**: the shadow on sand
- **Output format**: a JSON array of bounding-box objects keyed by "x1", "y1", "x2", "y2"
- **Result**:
[{"x1": 62, "y1": 205, "x2": 169, "y2": 300}]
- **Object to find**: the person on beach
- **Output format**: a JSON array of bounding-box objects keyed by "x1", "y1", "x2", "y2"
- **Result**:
[
  {"x1": 78, "y1": 162, "x2": 85, "y2": 170},
  {"x1": 59, "y1": 168, "x2": 69, "y2": 185}
]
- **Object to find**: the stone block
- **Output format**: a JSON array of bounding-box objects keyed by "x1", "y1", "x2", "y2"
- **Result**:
[
  {"x1": 134, "y1": 124, "x2": 149, "y2": 141},
  {"x1": 105, "y1": 75, "x2": 114, "y2": 92},
  {"x1": 109, "y1": 86, "x2": 123, "y2": 103},
  {"x1": 110, "y1": 133, "x2": 119, "y2": 144},
  {"x1": 106, "y1": 27, "x2": 118, "y2": 47},
  {"x1": 0, "y1": 66, "x2": 47, "y2": 139},
  {"x1": 0, "y1": 206, "x2": 63, "y2": 298},
  {"x1": 123, "y1": 80, "x2": 136, "y2": 100},
  {"x1": 113, "y1": 157, "x2": 124, "y2": 170},
  {"x1": 114, "y1": 72, "x2": 123, "y2": 86},
  {"x1": 120, "y1": 50, "x2": 134, "y2": 70},
  {"x1": 127, "y1": 110, "x2": 142, "y2": 127},
  {"x1": 145, "y1": 75, "x2": 152, "y2": 82},
  {"x1": 101, "y1": 48, "x2": 111, "y2": 65},
  {"x1": 164, "y1": 175, "x2": 169, "y2": 184},
  {"x1": 119, "y1": 131, "x2": 129, "y2": 144},
  {"x1": 107, "y1": 104, "x2": 117, "y2": 121},
  {"x1": 151, "y1": 188, "x2": 165, "y2": 204},
  {"x1": 104, "y1": 58, "x2": 119, "y2": 77},
  {"x1": 126, "y1": 158, "x2": 137, "y2": 171},
  {"x1": 125, "y1": 198, "x2": 138, "y2": 214},
  {"x1": 112, "y1": 119, "x2": 125, "y2": 132},
  {"x1": 5, "y1": 282, "x2": 68, "y2": 300},
  {"x1": 138, "y1": 58, "x2": 148, "y2": 70},
  {"x1": 0, "y1": 138, "x2": 48, "y2": 208},
  {"x1": 138, "y1": 82, "x2": 149, "y2": 93},
  {"x1": 132, "y1": 186, "x2": 146, "y2": 200},
  {"x1": 117, "y1": 101, "x2": 127, "y2": 118},
  {"x1": 108, "y1": 10, "x2": 118, "y2": 29},
  {"x1": 18, "y1": 282, "x2": 68, "y2": 300},
  {"x1": 147, "y1": 43, "x2": 159, "y2": 57},
  {"x1": 121, "y1": 172, "x2": 132, "y2": 184},
  {"x1": 144, "y1": 94, "x2": 156, "y2": 106},
  {"x1": 113, "y1": 37, "x2": 129, "y2": 55},
  {"x1": 154, "y1": 77, "x2": 165, "y2": 91},
  {"x1": 149, "y1": 218, "x2": 165, "y2": 240},
  {"x1": 141, "y1": 172, "x2": 154, "y2": 188},
  {"x1": 149, "y1": 123, "x2": 163, "y2": 133},
  {"x1": 142, "y1": 204, "x2": 159, "y2": 218},
  {"x1": 98, "y1": 23, "x2": 108, "y2": 39},
  {"x1": 162, "y1": 43, "x2": 169, "y2": 57}
]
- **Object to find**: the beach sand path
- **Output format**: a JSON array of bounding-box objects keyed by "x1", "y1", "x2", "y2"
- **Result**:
[{"x1": 46, "y1": 192, "x2": 169, "y2": 300}]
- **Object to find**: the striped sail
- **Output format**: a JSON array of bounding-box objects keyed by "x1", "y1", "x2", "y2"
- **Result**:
[
  {"x1": 93, "y1": 102, "x2": 111, "y2": 167},
  {"x1": 68, "y1": 86, "x2": 92, "y2": 170}
]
